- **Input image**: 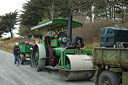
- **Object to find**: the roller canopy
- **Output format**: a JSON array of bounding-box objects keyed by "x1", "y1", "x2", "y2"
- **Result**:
[{"x1": 31, "y1": 19, "x2": 83, "y2": 30}]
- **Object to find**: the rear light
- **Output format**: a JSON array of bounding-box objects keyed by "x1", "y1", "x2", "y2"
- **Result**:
[{"x1": 51, "y1": 58, "x2": 54, "y2": 63}]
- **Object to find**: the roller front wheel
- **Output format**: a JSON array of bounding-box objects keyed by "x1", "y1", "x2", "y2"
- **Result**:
[{"x1": 59, "y1": 55, "x2": 95, "y2": 80}]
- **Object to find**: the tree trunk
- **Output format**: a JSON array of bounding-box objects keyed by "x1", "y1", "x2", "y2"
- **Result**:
[{"x1": 9, "y1": 29, "x2": 13, "y2": 38}]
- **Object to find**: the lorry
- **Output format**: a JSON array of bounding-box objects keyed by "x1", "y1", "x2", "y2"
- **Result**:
[{"x1": 94, "y1": 27, "x2": 128, "y2": 85}]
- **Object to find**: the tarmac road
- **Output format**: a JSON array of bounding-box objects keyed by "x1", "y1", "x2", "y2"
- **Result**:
[{"x1": 0, "y1": 50, "x2": 95, "y2": 85}]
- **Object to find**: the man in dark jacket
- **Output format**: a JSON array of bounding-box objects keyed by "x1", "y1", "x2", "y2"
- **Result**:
[
  {"x1": 13, "y1": 43, "x2": 20, "y2": 66},
  {"x1": 30, "y1": 41, "x2": 36, "y2": 67}
]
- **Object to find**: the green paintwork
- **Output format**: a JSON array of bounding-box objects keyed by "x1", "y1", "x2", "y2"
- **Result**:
[
  {"x1": 31, "y1": 19, "x2": 83, "y2": 30},
  {"x1": 18, "y1": 44, "x2": 32, "y2": 53},
  {"x1": 60, "y1": 49, "x2": 92, "y2": 67},
  {"x1": 64, "y1": 64, "x2": 71, "y2": 69},
  {"x1": 94, "y1": 48, "x2": 128, "y2": 67},
  {"x1": 57, "y1": 64, "x2": 70, "y2": 69},
  {"x1": 54, "y1": 47, "x2": 63, "y2": 57},
  {"x1": 50, "y1": 39, "x2": 58, "y2": 47}
]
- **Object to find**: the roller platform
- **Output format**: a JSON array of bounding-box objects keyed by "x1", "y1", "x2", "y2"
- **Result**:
[{"x1": 59, "y1": 55, "x2": 95, "y2": 80}]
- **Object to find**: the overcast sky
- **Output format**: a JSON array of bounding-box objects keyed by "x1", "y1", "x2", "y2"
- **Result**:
[
  {"x1": 0, "y1": 0, "x2": 29, "y2": 38},
  {"x1": 0, "y1": 0, "x2": 29, "y2": 15}
]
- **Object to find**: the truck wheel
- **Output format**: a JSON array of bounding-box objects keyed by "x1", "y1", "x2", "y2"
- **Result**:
[
  {"x1": 98, "y1": 70, "x2": 120, "y2": 85},
  {"x1": 20, "y1": 54, "x2": 25, "y2": 65}
]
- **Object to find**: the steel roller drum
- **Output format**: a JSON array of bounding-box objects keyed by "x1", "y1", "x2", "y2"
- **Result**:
[
  {"x1": 32, "y1": 44, "x2": 46, "y2": 70},
  {"x1": 59, "y1": 55, "x2": 95, "y2": 80}
]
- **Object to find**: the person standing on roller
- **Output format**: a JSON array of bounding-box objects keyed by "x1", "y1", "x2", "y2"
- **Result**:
[{"x1": 13, "y1": 43, "x2": 20, "y2": 66}]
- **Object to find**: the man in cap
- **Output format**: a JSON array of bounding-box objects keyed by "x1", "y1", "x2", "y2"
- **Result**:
[{"x1": 13, "y1": 43, "x2": 20, "y2": 66}]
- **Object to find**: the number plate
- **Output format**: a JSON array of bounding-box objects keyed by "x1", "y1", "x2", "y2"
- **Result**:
[{"x1": 74, "y1": 50, "x2": 83, "y2": 54}]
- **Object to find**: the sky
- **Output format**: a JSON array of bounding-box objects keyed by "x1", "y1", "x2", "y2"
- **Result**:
[
  {"x1": 0, "y1": 0, "x2": 29, "y2": 15},
  {"x1": 0, "y1": 0, "x2": 29, "y2": 38}
]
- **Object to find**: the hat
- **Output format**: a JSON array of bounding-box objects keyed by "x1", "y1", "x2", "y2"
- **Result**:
[{"x1": 15, "y1": 43, "x2": 18, "y2": 45}]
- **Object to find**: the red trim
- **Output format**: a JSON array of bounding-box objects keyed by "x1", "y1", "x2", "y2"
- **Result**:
[{"x1": 51, "y1": 42, "x2": 56, "y2": 44}]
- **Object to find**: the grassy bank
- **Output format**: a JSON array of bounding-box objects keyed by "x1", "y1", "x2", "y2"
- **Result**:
[{"x1": 0, "y1": 38, "x2": 34, "y2": 53}]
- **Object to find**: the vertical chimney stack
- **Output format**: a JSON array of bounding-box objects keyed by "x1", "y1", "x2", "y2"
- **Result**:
[{"x1": 67, "y1": 15, "x2": 72, "y2": 43}]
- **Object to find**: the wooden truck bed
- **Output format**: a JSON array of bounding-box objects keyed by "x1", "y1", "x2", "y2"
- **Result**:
[{"x1": 93, "y1": 48, "x2": 128, "y2": 67}]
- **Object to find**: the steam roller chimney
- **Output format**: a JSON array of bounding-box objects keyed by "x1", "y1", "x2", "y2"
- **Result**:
[{"x1": 67, "y1": 15, "x2": 72, "y2": 45}]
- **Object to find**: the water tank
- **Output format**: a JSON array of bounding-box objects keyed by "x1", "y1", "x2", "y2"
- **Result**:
[{"x1": 100, "y1": 27, "x2": 128, "y2": 47}]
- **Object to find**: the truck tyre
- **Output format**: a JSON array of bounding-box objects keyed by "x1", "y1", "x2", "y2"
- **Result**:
[
  {"x1": 20, "y1": 54, "x2": 25, "y2": 65},
  {"x1": 98, "y1": 70, "x2": 119, "y2": 85}
]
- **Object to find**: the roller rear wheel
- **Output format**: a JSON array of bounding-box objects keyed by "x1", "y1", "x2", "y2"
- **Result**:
[{"x1": 32, "y1": 44, "x2": 46, "y2": 71}]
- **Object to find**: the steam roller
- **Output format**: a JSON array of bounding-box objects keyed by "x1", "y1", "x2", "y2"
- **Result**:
[{"x1": 30, "y1": 16, "x2": 96, "y2": 80}]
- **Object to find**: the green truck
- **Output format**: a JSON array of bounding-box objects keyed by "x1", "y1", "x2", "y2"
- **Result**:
[
  {"x1": 94, "y1": 27, "x2": 128, "y2": 85},
  {"x1": 18, "y1": 42, "x2": 32, "y2": 64}
]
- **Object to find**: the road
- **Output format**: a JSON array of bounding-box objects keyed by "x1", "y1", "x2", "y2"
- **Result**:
[{"x1": 0, "y1": 50, "x2": 95, "y2": 85}]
